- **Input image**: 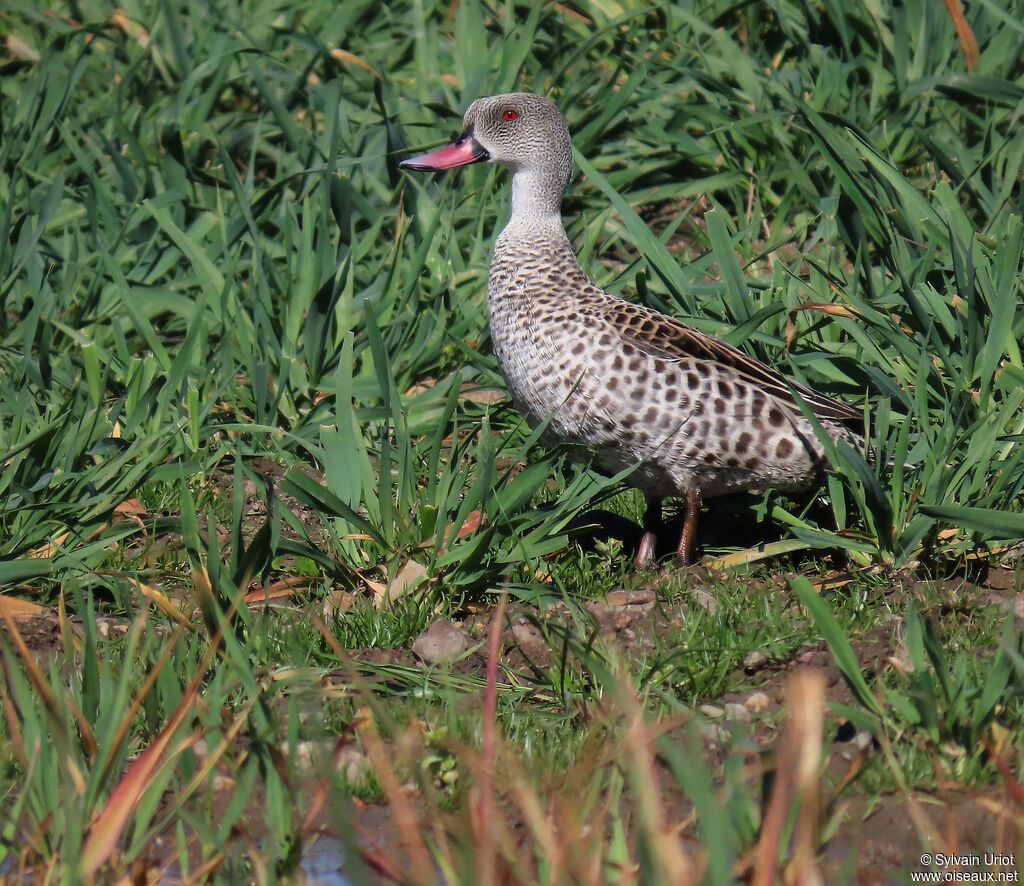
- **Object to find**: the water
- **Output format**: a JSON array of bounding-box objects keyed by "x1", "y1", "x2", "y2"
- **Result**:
[
  {"x1": 299, "y1": 835, "x2": 350, "y2": 886},
  {"x1": 0, "y1": 834, "x2": 351, "y2": 884}
]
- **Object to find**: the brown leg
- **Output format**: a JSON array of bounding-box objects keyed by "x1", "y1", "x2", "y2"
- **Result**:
[
  {"x1": 635, "y1": 495, "x2": 662, "y2": 570},
  {"x1": 676, "y1": 488, "x2": 702, "y2": 566}
]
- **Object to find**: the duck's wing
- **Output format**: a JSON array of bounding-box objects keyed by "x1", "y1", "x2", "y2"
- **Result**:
[{"x1": 598, "y1": 298, "x2": 863, "y2": 426}]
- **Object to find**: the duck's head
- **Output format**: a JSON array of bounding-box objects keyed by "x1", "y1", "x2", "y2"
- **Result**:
[{"x1": 400, "y1": 93, "x2": 573, "y2": 206}]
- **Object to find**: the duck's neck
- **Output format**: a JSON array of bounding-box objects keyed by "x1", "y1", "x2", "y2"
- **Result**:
[
  {"x1": 500, "y1": 154, "x2": 575, "y2": 233},
  {"x1": 508, "y1": 167, "x2": 564, "y2": 220}
]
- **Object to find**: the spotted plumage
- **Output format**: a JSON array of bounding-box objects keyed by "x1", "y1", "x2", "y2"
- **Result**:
[{"x1": 400, "y1": 93, "x2": 865, "y2": 566}]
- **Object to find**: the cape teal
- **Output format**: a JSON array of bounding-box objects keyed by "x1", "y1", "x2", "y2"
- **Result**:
[{"x1": 400, "y1": 93, "x2": 864, "y2": 567}]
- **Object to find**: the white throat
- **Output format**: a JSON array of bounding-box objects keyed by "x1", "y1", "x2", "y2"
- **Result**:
[{"x1": 507, "y1": 166, "x2": 566, "y2": 223}]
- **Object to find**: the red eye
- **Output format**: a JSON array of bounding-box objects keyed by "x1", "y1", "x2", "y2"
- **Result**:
[{"x1": 503, "y1": 109, "x2": 518, "y2": 121}]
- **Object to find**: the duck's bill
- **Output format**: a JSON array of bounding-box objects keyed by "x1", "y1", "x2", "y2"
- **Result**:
[{"x1": 399, "y1": 135, "x2": 489, "y2": 171}]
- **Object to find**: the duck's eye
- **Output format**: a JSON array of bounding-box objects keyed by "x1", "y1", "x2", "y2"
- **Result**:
[{"x1": 502, "y1": 109, "x2": 518, "y2": 121}]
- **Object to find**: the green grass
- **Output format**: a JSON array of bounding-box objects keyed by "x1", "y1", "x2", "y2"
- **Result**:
[{"x1": 2, "y1": 0, "x2": 1024, "y2": 882}]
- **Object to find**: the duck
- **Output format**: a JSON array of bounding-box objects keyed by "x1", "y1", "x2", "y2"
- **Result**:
[{"x1": 399, "y1": 92, "x2": 866, "y2": 568}]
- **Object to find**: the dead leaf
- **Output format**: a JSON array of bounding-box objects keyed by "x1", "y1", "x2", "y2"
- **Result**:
[
  {"x1": 944, "y1": 0, "x2": 979, "y2": 71},
  {"x1": 447, "y1": 510, "x2": 484, "y2": 543},
  {"x1": 109, "y1": 10, "x2": 150, "y2": 48},
  {"x1": 0, "y1": 596, "x2": 48, "y2": 621},
  {"x1": 115, "y1": 498, "x2": 147, "y2": 517},
  {"x1": 322, "y1": 589, "x2": 356, "y2": 620},
  {"x1": 81, "y1": 682, "x2": 201, "y2": 875},
  {"x1": 785, "y1": 302, "x2": 858, "y2": 351},
  {"x1": 329, "y1": 48, "x2": 379, "y2": 77},
  {"x1": 135, "y1": 582, "x2": 192, "y2": 626},
  {"x1": 458, "y1": 383, "x2": 505, "y2": 405},
  {"x1": 27, "y1": 532, "x2": 70, "y2": 560},
  {"x1": 243, "y1": 577, "x2": 317, "y2": 607},
  {"x1": 702, "y1": 538, "x2": 812, "y2": 571},
  {"x1": 6, "y1": 34, "x2": 40, "y2": 62},
  {"x1": 379, "y1": 560, "x2": 428, "y2": 608},
  {"x1": 405, "y1": 379, "x2": 437, "y2": 396},
  {"x1": 364, "y1": 578, "x2": 387, "y2": 601},
  {"x1": 421, "y1": 510, "x2": 487, "y2": 551}
]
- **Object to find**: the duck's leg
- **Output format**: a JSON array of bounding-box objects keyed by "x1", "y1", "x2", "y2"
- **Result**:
[
  {"x1": 635, "y1": 494, "x2": 662, "y2": 569},
  {"x1": 676, "y1": 488, "x2": 702, "y2": 566}
]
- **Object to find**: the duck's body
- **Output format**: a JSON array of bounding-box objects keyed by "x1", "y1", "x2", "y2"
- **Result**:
[{"x1": 401, "y1": 93, "x2": 865, "y2": 565}]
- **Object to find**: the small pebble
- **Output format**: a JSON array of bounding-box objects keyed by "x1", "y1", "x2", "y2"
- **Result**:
[
  {"x1": 852, "y1": 730, "x2": 873, "y2": 751},
  {"x1": 511, "y1": 618, "x2": 553, "y2": 659},
  {"x1": 743, "y1": 650, "x2": 767, "y2": 669},
  {"x1": 412, "y1": 619, "x2": 468, "y2": 664},
  {"x1": 291, "y1": 740, "x2": 315, "y2": 768},
  {"x1": 602, "y1": 589, "x2": 656, "y2": 608},
  {"x1": 744, "y1": 691, "x2": 771, "y2": 714},
  {"x1": 335, "y1": 747, "x2": 371, "y2": 784},
  {"x1": 723, "y1": 702, "x2": 750, "y2": 722},
  {"x1": 703, "y1": 723, "x2": 729, "y2": 744},
  {"x1": 692, "y1": 589, "x2": 718, "y2": 614}
]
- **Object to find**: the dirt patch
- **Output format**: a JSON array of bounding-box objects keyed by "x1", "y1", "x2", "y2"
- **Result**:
[{"x1": 0, "y1": 611, "x2": 63, "y2": 660}]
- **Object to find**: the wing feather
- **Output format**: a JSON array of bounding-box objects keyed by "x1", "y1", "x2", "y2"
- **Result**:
[{"x1": 588, "y1": 296, "x2": 863, "y2": 426}]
